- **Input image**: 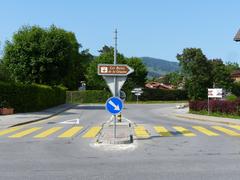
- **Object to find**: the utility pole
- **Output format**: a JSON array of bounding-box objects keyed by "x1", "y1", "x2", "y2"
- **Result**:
[
  {"x1": 114, "y1": 29, "x2": 118, "y2": 97},
  {"x1": 113, "y1": 29, "x2": 117, "y2": 139}
]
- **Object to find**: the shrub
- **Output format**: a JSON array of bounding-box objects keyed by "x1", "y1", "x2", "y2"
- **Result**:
[
  {"x1": 189, "y1": 99, "x2": 240, "y2": 115},
  {"x1": 232, "y1": 82, "x2": 240, "y2": 97},
  {"x1": 0, "y1": 82, "x2": 66, "y2": 113},
  {"x1": 226, "y1": 94, "x2": 237, "y2": 101}
]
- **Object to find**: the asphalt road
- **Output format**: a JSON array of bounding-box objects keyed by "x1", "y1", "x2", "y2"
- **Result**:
[{"x1": 0, "y1": 104, "x2": 240, "y2": 180}]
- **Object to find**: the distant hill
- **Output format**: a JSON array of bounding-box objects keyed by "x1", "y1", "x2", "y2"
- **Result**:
[{"x1": 140, "y1": 57, "x2": 180, "y2": 78}]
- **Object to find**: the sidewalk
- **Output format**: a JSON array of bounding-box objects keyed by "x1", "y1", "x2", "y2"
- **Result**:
[
  {"x1": 175, "y1": 107, "x2": 240, "y2": 125},
  {"x1": 0, "y1": 104, "x2": 75, "y2": 129}
]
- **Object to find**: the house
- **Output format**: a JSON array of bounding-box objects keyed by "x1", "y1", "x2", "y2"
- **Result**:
[
  {"x1": 145, "y1": 82, "x2": 173, "y2": 90},
  {"x1": 231, "y1": 70, "x2": 240, "y2": 82}
]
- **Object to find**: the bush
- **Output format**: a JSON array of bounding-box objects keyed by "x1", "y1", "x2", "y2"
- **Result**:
[
  {"x1": 66, "y1": 90, "x2": 111, "y2": 103},
  {"x1": 139, "y1": 89, "x2": 188, "y2": 101},
  {"x1": 226, "y1": 94, "x2": 237, "y2": 101},
  {"x1": 0, "y1": 82, "x2": 66, "y2": 113},
  {"x1": 232, "y1": 82, "x2": 240, "y2": 97},
  {"x1": 189, "y1": 99, "x2": 240, "y2": 115}
]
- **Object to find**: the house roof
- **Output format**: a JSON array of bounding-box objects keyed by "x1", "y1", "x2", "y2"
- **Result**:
[
  {"x1": 231, "y1": 70, "x2": 240, "y2": 77},
  {"x1": 145, "y1": 82, "x2": 173, "y2": 90},
  {"x1": 234, "y1": 29, "x2": 240, "y2": 42}
]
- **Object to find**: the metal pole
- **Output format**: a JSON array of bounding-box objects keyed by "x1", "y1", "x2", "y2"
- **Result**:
[
  {"x1": 114, "y1": 29, "x2": 118, "y2": 97},
  {"x1": 137, "y1": 95, "x2": 139, "y2": 104},
  {"x1": 114, "y1": 115, "x2": 117, "y2": 138},
  {"x1": 208, "y1": 97, "x2": 210, "y2": 115},
  {"x1": 114, "y1": 29, "x2": 117, "y2": 65},
  {"x1": 113, "y1": 29, "x2": 117, "y2": 139}
]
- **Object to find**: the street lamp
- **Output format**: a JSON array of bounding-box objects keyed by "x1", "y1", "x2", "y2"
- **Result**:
[{"x1": 234, "y1": 29, "x2": 240, "y2": 42}]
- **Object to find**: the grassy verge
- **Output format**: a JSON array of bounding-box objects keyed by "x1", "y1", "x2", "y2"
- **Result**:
[{"x1": 190, "y1": 110, "x2": 240, "y2": 119}]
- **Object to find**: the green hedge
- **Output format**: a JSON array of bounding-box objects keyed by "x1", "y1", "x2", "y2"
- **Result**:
[
  {"x1": 66, "y1": 90, "x2": 111, "y2": 103},
  {"x1": 139, "y1": 88, "x2": 188, "y2": 101},
  {"x1": 66, "y1": 89, "x2": 188, "y2": 103},
  {"x1": 0, "y1": 82, "x2": 66, "y2": 113}
]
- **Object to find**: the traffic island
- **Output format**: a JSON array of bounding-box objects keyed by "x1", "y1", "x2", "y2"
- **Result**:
[{"x1": 97, "y1": 120, "x2": 133, "y2": 144}]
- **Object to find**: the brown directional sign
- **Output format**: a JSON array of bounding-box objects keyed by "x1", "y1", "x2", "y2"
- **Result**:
[{"x1": 98, "y1": 64, "x2": 134, "y2": 76}]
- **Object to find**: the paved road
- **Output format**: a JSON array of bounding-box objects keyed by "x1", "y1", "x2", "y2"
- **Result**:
[{"x1": 0, "y1": 104, "x2": 240, "y2": 180}]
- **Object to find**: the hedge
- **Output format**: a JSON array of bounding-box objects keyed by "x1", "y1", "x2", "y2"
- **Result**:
[
  {"x1": 189, "y1": 99, "x2": 240, "y2": 115},
  {"x1": 139, "y1": 89, "x2": 188, "y2": 101},
  {"x1": 0, "y1": 82, "x2": 66, "y2": 113},
  {"x1": 66, "y1": 90, "x2": 111, "y2": 103},
  {"x1": 66, "y1": 89, "x2": 188, "y2": 103}
]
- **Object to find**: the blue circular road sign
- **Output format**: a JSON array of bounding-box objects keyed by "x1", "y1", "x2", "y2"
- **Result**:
[{"x1": 105, "y1": 97, "x2": 123, "y2": 115}]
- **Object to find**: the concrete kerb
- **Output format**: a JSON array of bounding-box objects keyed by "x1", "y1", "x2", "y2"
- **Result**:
[
  {"x1": 96, "y1": 116, "x2": 134, "y2": 144},
  {"x1": 175, "y1": 114, "x2": 240, "y2": 126},
  {"x1": 10, "y1": 104, "x2": 76, "y2": 128}
]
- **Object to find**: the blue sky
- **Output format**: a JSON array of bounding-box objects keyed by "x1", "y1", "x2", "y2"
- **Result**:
[{"x1": 0, "y1": 0, "x2": 240, "y2": 62}]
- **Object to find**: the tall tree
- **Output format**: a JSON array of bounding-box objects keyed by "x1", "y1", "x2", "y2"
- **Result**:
[
  {"x1": 0, "y1": 62, "x2": 12, "y2": 82},
  {"x1": 177, "y1": 48, "x2": 212, "y2": 100},
  {"x1": 3, "y1": 25, "x2": 88, "y2": 89},
  {"x1": 161, "y1": 72, "x2": 183, "y2": 88},
  {"x1": 210, "y1": 59, "x2": 233, "y2": 90},
  {"x1": 225, "y1": 62, "x2": 239, "y2": 74},
  {"x1": 86, "y1": 46, "x2": 147, "y2": 92}
]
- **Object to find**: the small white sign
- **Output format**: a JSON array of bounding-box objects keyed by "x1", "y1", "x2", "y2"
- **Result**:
[{"x1": 208, "y1": 88, "x2": 222, "y2": 98}]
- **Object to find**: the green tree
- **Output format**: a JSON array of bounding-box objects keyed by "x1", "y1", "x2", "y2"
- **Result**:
[
  {"x1": 0, "y1": 62, "x2": 12, "y2": 82},
  {"x1": 177, "y1": 48, "x2": 212, "y2": 100},
  {"x1": 225, "y1": 62, "x2": 239, "y2": 74},
  {"x1": 86, "y1": 46, "x2": 126, "y2": 90},
  {"x1": 3, "y1": 25, "x2": 88, "y2": 89},
  {"x1": 86, "y1": 46, "x2": 147, "y2": 93},
  {"x1": 124, "y1": 57, "x2": 147, "y2": 90},
  {"x1": 161, "y1": 72, "x2": 183, "y2": 88},
  {"x1": 210, "y1": 59, "x2": 233, "y2": 90}
]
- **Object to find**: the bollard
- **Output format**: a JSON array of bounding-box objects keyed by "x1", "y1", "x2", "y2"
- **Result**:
[{"x1": 117, "y1": 114, "x2": 122, "y2": 122}]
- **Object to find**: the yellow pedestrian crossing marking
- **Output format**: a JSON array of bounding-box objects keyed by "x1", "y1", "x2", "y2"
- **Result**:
[
  {"x1": 173, "y1": 126, "x2": 196, "y2": 137},
  {"x1": 9, "y1": 127, "x2": 42, "y2": 138},
  {"x1": 154, "y1": 126, "x2": 172, "y2": 136},
  {"x1": 3, "y1": 124, "x2": 240, "y2": 139},
  {"x1": 212, "y1": 126, "x2": 240, "y2": 136},
  {"x1": 82, "y1": 126, "x2": 101, "y2": 138},
  {"x1": 0, "y1": 127, "x2": 23, "y2": 136},
  {"x1": 34, "y1": 127, "x2": 62, "y2": 138},
  {"x1": 134, "y1": 125, "x2": 149, "y2": 138},
  {"x1": 58, "y1": 126, "x2": 83, "y2": 138},
  {"x1": 192, "y1": 126, "x2": 219, "y2": 136},
  {"x1": 229, "y1": 125, "x2": 240, "y2": 131}
]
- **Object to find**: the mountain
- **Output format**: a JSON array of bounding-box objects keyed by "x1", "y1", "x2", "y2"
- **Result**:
[{"x1": 140, "y1": 57, "x2": 180, "y2": 78}]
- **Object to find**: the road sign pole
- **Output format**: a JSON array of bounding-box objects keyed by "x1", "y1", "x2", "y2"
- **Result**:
[
  {"x1": 208, "y1": 97, "x2": 210, "y2": 115},
  {"x1": 114, "y1": 29, "x2": 117, "y2": 139},
  {"x1": 114, "y1": 115, "x2": 116, "y2": 138}
]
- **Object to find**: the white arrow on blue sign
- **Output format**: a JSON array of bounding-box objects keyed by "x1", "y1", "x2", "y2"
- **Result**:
[{"x1": 105, "y1": 97, "x2": 123, "y2": 115}]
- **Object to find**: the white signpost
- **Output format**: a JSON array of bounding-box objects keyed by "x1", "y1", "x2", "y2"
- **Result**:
[
  {"x1": 207, "y1": 88, "x2": 223, "y2": 114},
  {"x1": 208, "y1": 88, "x2": 223, "y2": 98},
  {"x1": 131, "y1": 88, "x2": 143, "y2": 104},
  {"x1": 98, "y1": 29, "x2": 134, "y2": 139}
]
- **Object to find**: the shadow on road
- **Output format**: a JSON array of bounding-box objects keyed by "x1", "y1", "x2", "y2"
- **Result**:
[
  {"x1": 72, "y1": 105, "x2": 106, "y2": 110},
  {"x1": 135, "y1": 131, "x2": 184, "y2": 141}
]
